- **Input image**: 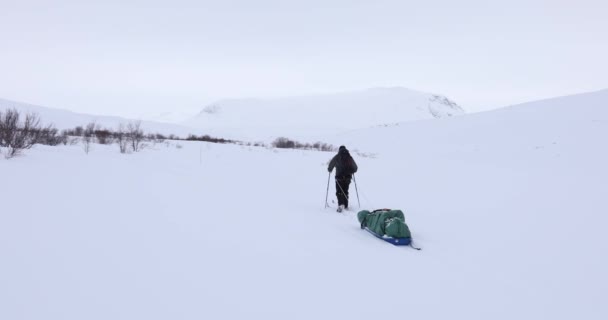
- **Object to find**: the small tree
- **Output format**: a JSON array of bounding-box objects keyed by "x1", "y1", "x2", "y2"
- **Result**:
[
  {"x1": 60, "y1": 130, "x2": 70, "y2": 145},
  {"x1": 82, "y1": 122, "x2": 96, "y2": 154},
  {"x1": 127, "y1": 121, "x2": 144, "y2": 152},
  {"x1": 116, "y1": 123, "x2": 129, "y2": 153}
]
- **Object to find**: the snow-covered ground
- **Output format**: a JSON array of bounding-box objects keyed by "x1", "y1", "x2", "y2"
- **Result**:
[
  {"x1": 1, "y1": 89, "x2": 607, "y2": 319},
  {"x1": 184, "y1": 87, "x2": 465, "y2": 141}
]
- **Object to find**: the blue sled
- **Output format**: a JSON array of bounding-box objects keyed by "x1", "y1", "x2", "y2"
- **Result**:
[{"x1": 364, "y1": 227, "x2": 412, "y2": 246}]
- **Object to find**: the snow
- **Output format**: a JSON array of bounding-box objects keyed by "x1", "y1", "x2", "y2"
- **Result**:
[
  {"x1": 184, "y1": 87, "x2": 465, "y2": 141},
  {"x1": 0, "y1": 98, "x2": 199, "y2": 137},
  {"x1": 1, "y1": 89, "x2": 607, "y2": 319}
]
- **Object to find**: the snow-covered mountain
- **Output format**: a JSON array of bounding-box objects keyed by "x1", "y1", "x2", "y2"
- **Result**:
[
  {"x1": 0, "y1": 98, "x2": 199, "y2": 136},
  {"x1": 184, "y1": 87, "x2": 465, "y2": 141}
]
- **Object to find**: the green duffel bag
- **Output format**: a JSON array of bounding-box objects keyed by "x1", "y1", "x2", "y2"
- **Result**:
[{"x1": 358, "y1": 209, "x2": 411, "y2": 238}]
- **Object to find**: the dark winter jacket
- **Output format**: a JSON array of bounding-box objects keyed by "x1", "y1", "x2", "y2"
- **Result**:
[{"x1": 328, "y1": 146, "x2": 358, "y2": 178}]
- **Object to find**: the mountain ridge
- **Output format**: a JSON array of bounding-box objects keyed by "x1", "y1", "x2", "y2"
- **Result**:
[{"x1": 0, "y1": 97, "x2": 198, "y2": 136}]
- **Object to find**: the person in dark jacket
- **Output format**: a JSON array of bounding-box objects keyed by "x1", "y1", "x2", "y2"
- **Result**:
[{"x1": 328, "y1": 145, "x2": 358, "y2": 211}]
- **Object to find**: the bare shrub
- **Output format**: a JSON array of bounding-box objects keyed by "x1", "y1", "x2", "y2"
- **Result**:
[
  {"x1": 146, "y1": 133, "x2": 156, "y2": 143},
  {"x1": 127, "y1": 121, "x2": 144, "y2": 152},
  {"x1": 0, "y1": 109, "x2": 42, "y2": 158},
  {"x1": 154, "y1": 133, "x2": 166, "y2": 142},
  {"x1": 74, "y1": 126, "x2": 84, "y2": 136},
  {"x1": 60, "y1": 130, "x2": 70, "y2": 145},
  {"x1": 319, "y1": 142, "x2": 336, "y2": 152},
  {"x1": 271, "y1": 137, "x2": 334, "y2": 151},
  {"x1": 272, "y1": 137, "x2": 296, "y2": 149},
  {"x1": 63, "y1": 126, "x2": 83, "y2": 137},
  {"x1": 144, "y1": 133, "x2": 166, "y2": 145},
  {"x1": 82, "y1": 122, "x2": 96, "y2": 154},
  {"x1": 116, "y1": 124, "x2": 129, "y2": 153},
  {"x1": 94, "y1": 129, "x2": 112, "y2": 144},
  {"x1": 185, "y1": 134, "x2": 235, "y2": 144},
  {"x1": 37, "y1": 125, "x2": 65, "y2": 146}
]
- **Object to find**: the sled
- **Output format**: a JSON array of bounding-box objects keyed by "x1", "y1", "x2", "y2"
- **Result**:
[{"x1": 364, "y1": 227, "x2": 412, "y2": 246}]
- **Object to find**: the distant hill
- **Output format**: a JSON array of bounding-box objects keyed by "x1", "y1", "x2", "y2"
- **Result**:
[
  {"x1": 0, "y1": 98, "x2": 199, "y2": 137},
  {"x1": 328, "y1": 88, "x2": 608, "y2": 154},
  {"x1": 184, "y1": 87, "x2": 465, "y2": 141}
]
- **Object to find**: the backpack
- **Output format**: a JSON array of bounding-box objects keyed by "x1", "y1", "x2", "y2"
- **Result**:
[{"x1": 340, "y1": 154, "x2": 356, "y2": 175}]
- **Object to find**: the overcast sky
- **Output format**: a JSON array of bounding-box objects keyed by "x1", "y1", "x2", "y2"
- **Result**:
[{"x1": 1, "y1": 0, "x2": 607, "y2": 118}]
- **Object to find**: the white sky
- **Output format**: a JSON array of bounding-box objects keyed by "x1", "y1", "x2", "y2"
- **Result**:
[{"x1": 1, "y1": 0, "x2": 607, "y2": 118}]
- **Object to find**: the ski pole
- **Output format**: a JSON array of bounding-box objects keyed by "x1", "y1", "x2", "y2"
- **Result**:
[
  {"x1": 353, "y1": 174, "x2": 361, "y2": 208},
  {"x1": 336, "y1": 178, "x2": 348, "y2": 202},
  {"x1": 324, "y1": 172, "x2": 331, "y2": 208}
]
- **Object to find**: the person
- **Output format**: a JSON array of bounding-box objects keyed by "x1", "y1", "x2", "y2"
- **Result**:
[{"x1": 328, "y1": 145, "x2": 358, "y2": 212}]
